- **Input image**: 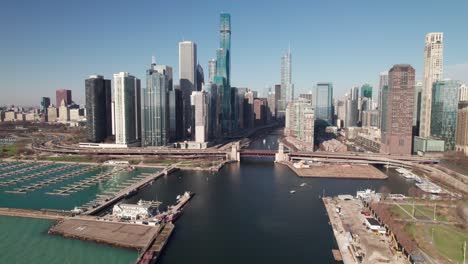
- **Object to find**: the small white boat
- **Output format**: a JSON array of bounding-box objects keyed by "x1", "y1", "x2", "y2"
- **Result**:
[
  {"x1": 290, "y1": 190, "x2": 296, "y2": 194},
  {"x1": 300, "y1": 183, "x2": 306, "y2": 187},
  {"x1": 263, "y1": 139, "x2": 266, "y2": 144}
]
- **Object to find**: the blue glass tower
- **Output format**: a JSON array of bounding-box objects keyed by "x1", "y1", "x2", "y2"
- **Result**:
[
  {"x1": 217, "y1": 13, "x2": 231, "y2": 86},
  {"x1": 315, "y1": 82, "x2": 334, "y2": 125}
]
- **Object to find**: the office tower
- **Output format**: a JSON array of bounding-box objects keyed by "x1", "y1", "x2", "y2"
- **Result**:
[
  {"x1": 47, "y1": 106, "x2": 58, "y2": 122},
  {"x1": 456, "y1": 101, "x2": 468, "y2": 155},
  {"x1": 380, "y1": 64, "x2": 415, "y2": 155},
  {"x1": 113, "y1": 72, "x2": 141, "y2": 146},
  {"x1": 56, "y1": 89, "x2": 72, "y2": 107},
  {"x1": 281, "y1": 47, "x2": 294, "y2": 107},
  {"x1": 244, "y1": 91, "x2": 255, "y2": 128},
  {"x1": 284, "y1": 98, "x2": 314, "y2": 151},
  {"x1": 378, "y1": 72, "x2": 388, "y2": 128},
  {"x1": 336, "y1": 100, "x2": 345, "y2": 128},
  {"x1": 460, "y1": 84, "x2": 468, "y2": 101},
  {"x1": 361, "y1": 84, "x2": 373, "y2": 98},
  {"x1": 169, "y1": 86, "x2": 184, "y2": 141},
  {"x1": 315, "y1": 82, "x2": 333, "y2": 125},
  {"x1": 196, "y1": 64, "x2": 204, "y2": 91},
  {"x1": 267, "y1": 88, "x2": 277, "y2": 119},
  {"x1": 254, "y1": 98, "x2": 268, "y2": 126},
  {"x1": 431, "y1": 80, "x2": 460, "y2": 150},
  {"x1": 40, "y1": 97, "x2": 50, "y2": 114},
  {"x1": 420, "y1": 32, "x2": 444, "y2": 137},
  {"x1": 362, "y1": 110, "x2": 379, "y2": 127},
  {"x1": 217, "y1": 13, "x2": 231, "y2": 86},
  {"x1": 208, "y1": 59, "x2": 217, "y2": 83},
  {"x1": 191, "y1": 91, "x2": 209, "y2": 143},
  {"x1": 85, "y1": 75, "x2": 112, "y2": 142},
  {"x1": 179, "y1": 41, "x2": 197, "y2": 138},
  {"x1": 203, "y1": 83, "x2": 218, "y2": 139},
  {"x1": 58, "y1": 100, "x2": 70, "y2": 121},
  {"x1": 413, "y1": 81, "x2": 422, "y2": 130},
  {"x1": 345, "y1": 93, "x2": 358, "y2": 127},
  {"x1": 142, "y1": 63, "x2": 173, "y2": 147}
]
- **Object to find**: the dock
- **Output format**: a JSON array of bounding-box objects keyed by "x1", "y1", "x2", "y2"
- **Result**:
[
  {"x1": 48, "y1": 218, "x2": 160, "y2": 249},
  {"x1": 322, "y1": 197, "x2": 409, "y2": 264},
  {"x1": 286, "y1": 162, "x2": 388, "y2": 179},
  {"x1": 136, "y1": 222, "x2": 175, "y2": 264},
  {"x1": 85, "y1": 167, "x2": 178, "y2": 215},
  {"x1": 0, "y1": 207, "x2": 72, "y2": 220}
]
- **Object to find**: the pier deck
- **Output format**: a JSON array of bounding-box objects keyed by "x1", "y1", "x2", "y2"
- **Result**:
[
  {"x1": 0, "y1": 207, "x2": 71, "y2": 220},
  {"x1": 288, "y1": 162, "x2": 387, "y2": 179},
  {"x1": 49, "y1": 218, "x2": 159, "y2": 249}
]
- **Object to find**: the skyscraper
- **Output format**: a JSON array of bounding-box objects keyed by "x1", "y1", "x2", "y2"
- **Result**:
[
  {"x1": 208, "y1": 59, "x2": 217, "y2": 83},
  {"x1": 196, "y1": 64, "x2": 204, "y2": 91},
  {"x1": 315, "y1": 82, "x2": 333, "y2": 125},
  {"x1": 378, "y1": 72, "x2": 388, "y2": 129},
  {"x1": 217, "y1": 13, "x2": 231, "y2": 86},
  {"x1": 179, "y1": 41, "x2": 197, "y2": 138},
  {"x1": 191, "y1": 91, "x2": 209, "y2": 143},
  {"x1": 456, "y1": 101, "x2": 468, "y2": 155},
  {"x1": 431, "y1": 80, "x2": 460, "y2": 150},
  {"x1": 420, "y1": 32, "x2": 443, "y2": 137},
  {"x1": 413, "y1": 81, "x2": 423, "y2": 130},
  {"x1": 460, "y1": 84, "x2": 468, "y2": 101},
  {"x1": 361, "y1": 84, "x2": 373, "y2": 98},
  {"x1": 40, "y1": 97, "x2": 50, "y2": 114},
  {"x1": 281, "y1": 47, "x2": 294, "y2": 105},
  {"x1": 85, "y1": 75, "x2": 112, "y2": 143},
  {"x1": 112, "y1": 72, "x2": 141, "y2": 146},
  {"x1": 142, "y1": 63, "x2": 173, "y2": 147},
  {"x1": 380, "y1": 64, "x2": 415, "y2": 155},
  {"x1": 56, "y1": 89, "x2": 72, "y2": 107}
]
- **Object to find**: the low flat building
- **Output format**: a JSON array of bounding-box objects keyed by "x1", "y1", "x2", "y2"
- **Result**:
[
  {"x1": 413, "y1": 136, "x2": 445, "y2": 154},
  {"x1": 112, "y1": 200, "x2": 157, "y2": 220}
]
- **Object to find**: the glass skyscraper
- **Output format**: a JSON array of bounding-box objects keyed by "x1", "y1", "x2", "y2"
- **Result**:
[
  {"x1": 142, "y1": 63, "x2": 173, "y2": 147},
  {"x1": 217, "y1": 13, "x2": 231, "y2": 86},
  {"x1": 315, "y1": 82, "x2": 333, "y2": 125},
  {"x1": 431, "y1": 80, "x2": 460, "y2": 150},
  {"x1": 85, "y1": 75, "x2": 111, "y2": 143},
  {"x1": 361, "y1": 84, "x2": 372, "y2": 98}
]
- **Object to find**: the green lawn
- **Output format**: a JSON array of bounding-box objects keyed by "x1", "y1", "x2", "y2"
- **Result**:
[
  {"x1": 431, "y1": 225, "x2": 467, "y2": 263},
  {"x1": 0, "y1": 145, "x2": 17, "y2": 157},
  {"x1": 396, "y1": 204, "x2": 447, "y2": 221}
]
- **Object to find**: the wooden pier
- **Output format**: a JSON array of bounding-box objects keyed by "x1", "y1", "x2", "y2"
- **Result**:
[{"x1": 0, "y1": 207, "x2": 72, "y2": 220}]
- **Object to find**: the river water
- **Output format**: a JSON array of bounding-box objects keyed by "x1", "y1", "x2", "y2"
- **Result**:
[{"x1": 0, "y1": 130, "x2": 415, "y2": 263}]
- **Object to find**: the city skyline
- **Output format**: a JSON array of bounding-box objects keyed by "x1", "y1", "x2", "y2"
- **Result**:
[{"x1": 1, "y1": 0, "x2": 468, "y2": 106}]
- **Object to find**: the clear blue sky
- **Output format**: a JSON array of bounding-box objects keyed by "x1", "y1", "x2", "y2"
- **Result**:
[{"x1": 1, "y1": 0, "x2": 467, "y2": 106}]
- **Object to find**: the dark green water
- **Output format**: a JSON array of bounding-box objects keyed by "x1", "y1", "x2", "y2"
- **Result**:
[
  {"x1": 0, "y1": 162, "x2": 156, "y2": 264},
  {"x1": 0, "y1": 216, "x2": 137, "y2": 263}
]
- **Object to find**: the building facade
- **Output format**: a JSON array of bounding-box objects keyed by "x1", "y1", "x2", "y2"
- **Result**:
[
  {"x1": 378, "y1": 72, "x2": 388, "y2": 129},
  {"x1": 179, "y1": 41, "x2": 197, "y2": 139},
  {"x1": 191, "y1": 91, "x2": 209, "y2": 143},
  {"x1": 420, "y1": 32, "x2": 443, "y2": 138},
  {"x1": 456, "y1": 101, "x2": 468, "y2": 155},
  {"x1": 285, "y1": 98, "x2": 314, "y2": 151},
  {"x1": 40, "y1": 97, "x2": 50, "y2": 114},
  {"x1": 56, "y1": 89, "x2": 72, "y2": 107},
  {"x1": 431, "y1": 80, "x2": 460, "y2": 150},
  {"x1": 142, "y1": 64, "x2": 173, "y2": 147},
  {"x1": 315, "y1": 82, "x2": 333, "y2": 125},
  {"x1": 112, "y1": 72, "x2": 141, "y2": 146},
  {"x1": 380, "y1": 64, "x2": 415, "y2": 155}
]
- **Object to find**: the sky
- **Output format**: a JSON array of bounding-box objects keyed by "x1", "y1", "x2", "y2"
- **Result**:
[{"x1": 1, "y1": 0, "x2": 467, "y2": 106}]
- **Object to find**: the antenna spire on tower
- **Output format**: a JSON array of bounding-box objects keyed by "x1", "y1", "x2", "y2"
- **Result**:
[{"x1": 151, "y1": 56, "x2": 156, "y2": 65}]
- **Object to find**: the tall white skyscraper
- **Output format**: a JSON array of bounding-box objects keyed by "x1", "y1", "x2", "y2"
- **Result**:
[
  {"x1": 179, "y1": 41, "x2": 197, "y2": 138},
  {"x1": 420, "y1": 32, "x2": 443, "y2": 137},
  {"x1": 112, "y1": 72, "x2": 141, "y2": 145},
  {"x1": 281, "y1": 47, "x2": 294, "y2": 103},
  {"x1": 191, "y1": 91, "x2": 209, "y2": 143}
]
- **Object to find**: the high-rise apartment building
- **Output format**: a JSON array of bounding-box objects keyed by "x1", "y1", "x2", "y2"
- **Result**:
[
  {"x1": 315, "y1": 82, "x2": 333, "y2": 125},
  {"x1": 280, "y1": 48, "x2": 294, "y2": 112},
  {"x1": 380, "y1": 64, "x2": 415, "y2": 155},
  {"x1": 413, "y1": 81, "x2": 422, "y2": 130},
  {"x1": 460, "y1": 84, "x2": 468, "y2": 101},
  {"x1": 179, "y1": 41, "x2": 197, "y2": 138},
  {"x1": 142, "y1": 63, "x2": 173, "y2": 147},
  {"x1": 431, "y1": 80, "x2": 460, "y2": 150},
  {"x1": 112, "y1": 72, "x2": 141, "y2": 146},
  {"x1": 56, "y1": 89, "x2": 72, "y2": 107},
  {"x1": 420, "y1": 32, "x2": 443, "y2": 137},
  {"x1": 191, "y1": 91, "x2": 209, "y2": 143},
  {"x1": 285, "y1": 98, "x2": 314, "y2": 151},
  {"x1": 85, "y1": 75, "x2": 112, "y2": 143}
]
